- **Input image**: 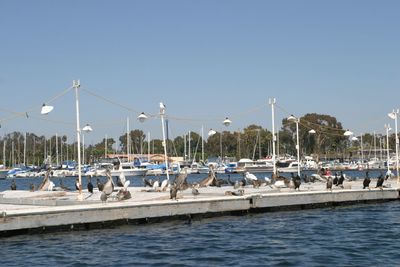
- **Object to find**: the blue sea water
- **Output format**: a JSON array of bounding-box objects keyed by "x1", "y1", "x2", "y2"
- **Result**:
[
  {"x1": 1, "y1": 202, "x2": 400, "y2": 267},
  {"x1": 1, "y1": 170, "x2": 399, "y2": 266}
]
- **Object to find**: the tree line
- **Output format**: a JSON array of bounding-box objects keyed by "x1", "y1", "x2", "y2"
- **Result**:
[{"x1": 0, "y1": 113, "x2": 397, "y2": 167}]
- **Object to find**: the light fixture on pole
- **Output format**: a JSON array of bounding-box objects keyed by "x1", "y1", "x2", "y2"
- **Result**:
[
  {"x1": 388, "y1": 109, "x2": 399, "y2": 182},
  {"x1": 159, "y1": 102, "x2": 170, "y2": 181},
  {"x1": 82, "y1": 124, "x2": 93, "y2": 165},
  {"x1": 308, "y1": 129, "x2": 316, "y2": 134},
  {"x1": 41, "y1": 103, "x2": 54, "y2": 115},
  {"x1": 385, "y1": 124, "x2": 392, "y2": 175},
  {"x1": 220, "y1": 117, "x2": 232, "y2": 160},
  {"x1": 208, "y1": 129, "x2": 216, "y2": 137},
  {"x1": 137, "y1": 112, "x2": 148, "y2": 123},
  {"x1": 287, "y1": 115, "x2": 301, "y2": 176}
]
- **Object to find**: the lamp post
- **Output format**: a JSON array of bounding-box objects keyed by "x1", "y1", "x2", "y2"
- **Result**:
[
  {"x1": 384, "y1": 124, "x2": 392, "y2": 174},
  {"x1": 221, "y1": 117, "x2": 232, "y2": 161},
  {"x1": 159, "y1": 103, "x2": 170, "y2": 181},
  {"x1": 41, "y1": 80, "x2": 84, "y2": 198},
  {"x1": 269, "y1": 98, "x2": 277, "y2": 175},
  {"x1": 82, "y1": 124, "x2": 93, "y2": 165},
  {"x1": 388, "y1": 109, "x2": 399, "y2": 182},
  {"x1": 287, "y1": 115, "x2": 300, "y2": 176}
]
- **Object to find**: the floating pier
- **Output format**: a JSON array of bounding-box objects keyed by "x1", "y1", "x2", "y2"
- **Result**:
[{"x1": 0, "y1": 180, "x2": 399, "y2": 237}]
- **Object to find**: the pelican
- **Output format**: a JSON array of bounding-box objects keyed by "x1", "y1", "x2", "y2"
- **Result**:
[
  {"x1": 100, "y1": 192, "x2": 108, "y2": 203},
  {"x1": 103, "y1": 170, "x2": 115, "y2": 196},
  {"x1": 38, "y1": 169, "x2": 52, "y2": 191},
  {"x1": 174, "y1": 167, "x2": 189, "y2": 189},
  {"x1": 245, "y1": 172, "x2": 258, "y2": 182},
  {"x1": 160, "y1": 178, "x2": 169, "y2": 191},
  {"x1": 116, "y1": 180, "x2": 132, "y2": 201},
  {"x1": 199, "y1": 169, "x2": 215, "y2": 187}
]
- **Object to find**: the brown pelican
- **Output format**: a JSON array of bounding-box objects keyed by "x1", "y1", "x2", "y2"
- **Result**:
[
  {"x1": 103, "y1": 170, "x2": 115, "y2": 196},
  {"x1": 174, "y1": 167, "x2": 188, "y2": 189},
  {"x1": 199, "y1": 169, "x2": 215, "y2": 187},
  {"x1": 116, "y1": 181, "x2": 131, "y2": 200},
  {"x1": 38, "y1": 169, "x2": 52, "y2": 191}
]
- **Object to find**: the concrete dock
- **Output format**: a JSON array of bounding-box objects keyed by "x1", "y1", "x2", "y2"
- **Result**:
[{"x1": 0, "y1": 179, "x2": 399, "y2": 237}]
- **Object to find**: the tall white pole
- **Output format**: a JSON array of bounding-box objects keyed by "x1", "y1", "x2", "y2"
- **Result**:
[
  {"x1": 361, "y1": 134, "x2": 364, "y2": 168},
  {"x1": 23, "y1": 132, "x2": 27, "y2": 165},
  {"x1": 385, "y1": 124, "x2": 391, "y2": 173},
  {"x1": 395, "y1": 111, "x2": 399, "y2": 183},
  {"x1": 56, "y1": 133, "x2": 59, "y2": 166},
  {"x1": 3, "y1": 139, "x2": 6, "y2": 168},
  {"x1": 126, "y1": 117, "x2": 130, "y2": 161},
  {"x1": 269, "y1": 98, "x2": 277, "y2": 175},
  {"x1": 295, "y1": 120, "x2": 300, "y2": 176},
  {"x1": 184, "y1": 134, "x2": 187, "y2": 161},
  {"x1": 148, "y1": 132, "x2": 151, "y2": 163},
  {"x1": 73, "y1": 79, "x2": 82, "y2": 196},
  {"x1": 82, "y1": 134, "x2": 85, "y2": 165},
  {"x1": 188, "y1": 131, "x2": 191, "y2": 162},
  {"x1": 105, "y1": 134, "x2": 108, "y2": 158},
  {"x1": 201, "y1": 126, "x2": 204, "y2": 162},
  {"x1": 160, "y1": 103, "x2": 170, "y2": 181}
]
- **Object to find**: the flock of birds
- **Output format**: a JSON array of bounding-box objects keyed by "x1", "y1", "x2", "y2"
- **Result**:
[{"x1": 8, "y1": 167, "x2": 391, "y2": 203}]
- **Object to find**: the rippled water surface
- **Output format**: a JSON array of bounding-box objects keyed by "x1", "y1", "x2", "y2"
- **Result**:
[
  {"x1": 1, "y1": 170, "x2": 399, "y2": 266},
  {"x1": 2, "y1": 201, "x2": 400, "y2": 267}
]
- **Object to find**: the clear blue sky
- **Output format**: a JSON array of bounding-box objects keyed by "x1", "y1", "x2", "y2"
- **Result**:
[{"x1": 1, "y1": 0, "x2": 399, "y2": 144}]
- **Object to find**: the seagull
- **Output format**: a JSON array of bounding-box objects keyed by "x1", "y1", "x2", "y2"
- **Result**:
[{"x1": 245, "y1": 172, "x2": 258, "y2": 182}]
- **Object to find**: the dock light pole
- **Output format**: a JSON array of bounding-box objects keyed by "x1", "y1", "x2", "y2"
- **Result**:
[
  {"x1": 385, "y1": 124, "x2": 392, "y2": 174},
  {"x1": 221, "y1": 117, "x2": 232, "y2": 161},
  {"x1": 137, "y1": 112, "x2": 148, "y2": 161},
  {"x1": 72, "y1": 80, "x2": 84, "y2": 197},
  {"x1": 344, "y1": 129, "x2": 353, "y2": 161},
  {"x1": 269, "y1": 98, "x2": 277, "y2": 175},
  {"x1": 287, "y1": 115, "x2": 300, "y2": 176},
  {"x1": 388, "y1": 109, "x2": 399, "y2": 182},
  {"x1": 159, "y1": 103, "x2": 170, "y2": 181},
  {"x1": 82, "y1": 124, "x2": 93, "y2": 165}
]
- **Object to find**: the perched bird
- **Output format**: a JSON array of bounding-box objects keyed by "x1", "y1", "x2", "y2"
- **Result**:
[
  {"x1": 245, "y1": 172, "x2": 258, "y2": 182},
  {"x1": 376, "y1": 175, "x2": 384, "y2": 189},
  {"x1": 38, "y1": 169, "x2": 52, "y2": 191},
  {"x1": 170, "y1": 185, "x2": 178, "y2": 200},
  {"x1": 326, "y1": 177, "x2": 333, "y2": 191},
  {"x1": 143, "y1": 177, "x2": 154, "y2": 187},
  {"x1": 116, "y1": 181, "x2": 132, "y2": 201},
  {"x1": 29, "y1": 183, "x2": 35, "y2": 192},
  {"x1": 333, "y1": 173, "x2": 339, "y2": 186},
  {"x1": 160, "y1": 178, "x2": 169, "y2": 191},
  {"x1": 192, "y1": 187, "x2": 200, "y2": 196},
  {"x1": 75, "y1": 178, "x2": 80, "y2": 191},
  {"x1": 227, "y1": 175, "x2": 235, "y2": 186},
  {"x1": 225, "y1": 189, "x2": 245, "y2": 196},
  {"x1": 119, "y1": 172, "x2": 126, "y2": 185},
  {"x1": 59, "y1": 179, "x2": 70, "y2": 191},
  {"x1": 363, "y1": 171, "x2": 371, "y2": 189},
  {"x1": 233, "y1": 180, "x2": 240, "y2": 189},
  {"x1": 293, "y1": 174, "x2": 301, "y2": 191},
  {"x1": 100, "y1": 192, "x2": 108, "y2": 203},
  {"x1": 337, "y1": 173, "x2": 345, "y2": 188},
  {"x1": 87, "y1": 178, "x2": 94, "y2": 194},
  {"x1": 96, "y1": 178, "x2": 104, "y2": 192},
  {"x1": 103, "y1": 171, "x2": 114, "y2": 196},
  {"x1": 153, "y1": 178, "x2": 160, "y2": 190},
  {"x1": 10, "y1": 180, "x2": 17, "y2": 190}
]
